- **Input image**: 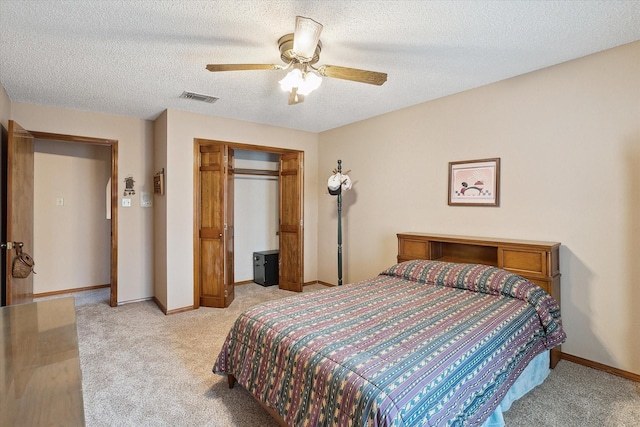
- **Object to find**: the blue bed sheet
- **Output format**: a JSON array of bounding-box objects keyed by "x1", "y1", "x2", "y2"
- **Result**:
[{"x1": 481, "y1": 350, "x2": 550, "y2": 427}]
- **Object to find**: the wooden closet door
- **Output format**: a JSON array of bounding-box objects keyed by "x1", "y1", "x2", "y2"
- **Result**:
[
  {"x1": 5, "y1": 121, "x2": 35, "y2": 306},
  {"x1": 278, "y1": 152, "x2": 303, "y2": 292},
  {"x1": 197, "y1": 142, "x2": 233, "y2": 307}
]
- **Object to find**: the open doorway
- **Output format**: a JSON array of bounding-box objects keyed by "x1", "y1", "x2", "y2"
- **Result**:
[{"x1": 30, "y1": 131, "x2": 118, "y2": 307}]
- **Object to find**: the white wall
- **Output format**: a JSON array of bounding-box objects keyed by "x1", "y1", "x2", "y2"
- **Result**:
[
  {"x1": 233, "y1": 150, "x2": 279, "y2": 282},
  {"x1": 318, "y1": 41, "x2": 640, "y2": 375},
  {"x1": 11, "y1": 103, "x2": 155, "y2": 304},
  {"x1": 159, "y1": 109, "x2": 318, "y2": 311},
  {"x1": 33, "y1": 140, "x2": 111, "y2": 294}
]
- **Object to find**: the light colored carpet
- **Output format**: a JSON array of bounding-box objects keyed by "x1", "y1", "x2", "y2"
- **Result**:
[{"x1": 47, "y1": 285, "x2": 640, "y2": 426}]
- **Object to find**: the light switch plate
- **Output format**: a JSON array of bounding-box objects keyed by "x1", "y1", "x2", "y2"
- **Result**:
[
  {"x1": 140, "y1": 191, "x2": 152, "y2": 207},
  {"x1": 122, "y1": 198, "x2": 132, "y2": 207}
]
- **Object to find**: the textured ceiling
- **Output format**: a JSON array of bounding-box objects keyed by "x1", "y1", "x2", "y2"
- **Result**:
[{"x1": 1, "y1": 1, "x2": 639, "y2": 133}]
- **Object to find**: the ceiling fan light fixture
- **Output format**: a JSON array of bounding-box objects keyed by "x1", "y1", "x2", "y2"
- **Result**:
[
  {"x1": 206, "y1": 16, "x2": 385, "y2": 105},
  {"x1": 279, "y1": 67, "x2": 303, "y2": 92},
  {"x1": 292, "y1": 16, "x2": 323, "y2": 61},
  {"x1": 297, "y1": 70, "x2": 322, "y2": 95},
  {"x1": 279, "y1": 66, "x2": 322, "y2": 96}
]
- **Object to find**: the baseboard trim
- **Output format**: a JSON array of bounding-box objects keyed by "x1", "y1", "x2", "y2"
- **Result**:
[
  {"x1": 561, "y1": 352, "x2": 640, "y2": 383},
  {"x1": 34, "y1": 283, "x2": 110, "y2": 298},
  {"x1": 233, "y1": 280, "x2": 335, "y2": 287},
  {"x1": 166, "y1": 306, "x2": 196, "y2": 315},
  {"x1": 233, "y1": 280, "x2": 334, "y2": 288},
  {"x1": 234, "y1": 280, "x2": 254, "y2": 286},
  {"x1": 154, "y1": 297, "x2": 196, "y2": 316},
  {"x1": 314, "y1": 280, "x2": 335, "y2": 287},
  {"x1": 117, "y1": 296, "x2": 154, "y2": 306},
  {"x1": 152, "y1": 297, "x2": 167, "y2": 314}
]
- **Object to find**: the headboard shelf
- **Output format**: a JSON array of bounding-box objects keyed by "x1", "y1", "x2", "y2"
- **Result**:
[
  {"x1": 397, "y1": 232, "x2": 562, "y2": 368},
  {"x1": 430, "y1": 242, "x2": 498, "y2": 266}
]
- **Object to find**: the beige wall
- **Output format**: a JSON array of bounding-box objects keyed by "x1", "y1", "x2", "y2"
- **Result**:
[
  {"x1": 159, "y1": 109, "x2": 318, "y2": 311},
  {"x1": 153, "y1": 111, "x2": 168, "y2": 309},
  {"x1": 318, "y1": 41, "x2": 640, "y2": 375},
  {"x1": 33, "y1": 140, "x2": 111, "y2": 294},
  {"x1": 11, "y1": 103, "x2": 155, "y2": 303}
]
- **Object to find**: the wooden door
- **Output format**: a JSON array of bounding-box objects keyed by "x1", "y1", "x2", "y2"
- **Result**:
[
  {"x1": 0, "y1": 125, "x2": 4, "y2": 306},
  {"x1": 278, "y1": 152, "x2": 303, "y2": 292},
  {"x1": 196, "y1": 142, "x2": 234, "y2": 307},
  {"x1": 5, "y1": 121, "x2": 35, "y2": 305}
]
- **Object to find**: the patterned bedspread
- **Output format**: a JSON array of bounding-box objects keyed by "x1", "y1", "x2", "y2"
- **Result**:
[{"x1": 213, "y1": 260, "x2": 566, "y2": 426}]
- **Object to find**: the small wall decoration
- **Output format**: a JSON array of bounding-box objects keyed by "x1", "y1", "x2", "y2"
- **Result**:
[
  {"x1": 124, "y1": 175, "x2": 135, "y2": 196},
  {"x1": 448, "y1": 158, "x2": 500, "y2": 206},
  {"x1": 154, "y1": 168, "x2": 165, "y2": 195}
]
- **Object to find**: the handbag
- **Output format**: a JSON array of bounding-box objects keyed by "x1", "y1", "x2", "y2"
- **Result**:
[{"x1": 12, "y1": 246, "x2": 36, "y2": 278}]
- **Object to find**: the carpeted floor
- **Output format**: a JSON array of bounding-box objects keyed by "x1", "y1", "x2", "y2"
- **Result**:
[{"x1": 44, "y1": 285, "x2": 640, "y2": 426}]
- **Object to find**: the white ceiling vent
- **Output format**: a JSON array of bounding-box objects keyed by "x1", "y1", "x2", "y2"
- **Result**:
[{"x1": 179, "y1": 91, "x2": 219, "y2": 104}]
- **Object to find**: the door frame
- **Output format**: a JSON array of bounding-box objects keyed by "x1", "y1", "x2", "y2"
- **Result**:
[
  {"x1": 193, "y1": 139, "x2": 304, "y2": 308},
  {"x1": 29, "y1": 131, "x2": 119, "y2": 307}
]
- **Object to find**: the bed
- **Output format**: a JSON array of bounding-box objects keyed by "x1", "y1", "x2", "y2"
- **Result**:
[{"x1": 213, "y1": 258, "x2": 565, "y2": 426}]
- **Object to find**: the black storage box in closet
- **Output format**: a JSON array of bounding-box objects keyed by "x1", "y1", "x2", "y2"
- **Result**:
[{"x1": 253, "y1": 250, "x2": 279, "y2": 286}]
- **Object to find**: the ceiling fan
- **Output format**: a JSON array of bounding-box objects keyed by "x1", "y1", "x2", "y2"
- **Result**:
[{"x1": 206, "y1": 16, "x2": 388, "y2": 105}]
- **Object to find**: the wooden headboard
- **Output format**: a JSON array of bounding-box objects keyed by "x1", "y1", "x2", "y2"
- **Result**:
[{"x1": 397, "y1": 232, "x2": 562, "y2": 368}]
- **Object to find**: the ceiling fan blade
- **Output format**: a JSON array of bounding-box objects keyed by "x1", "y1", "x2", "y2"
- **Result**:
[
  {"x1": 318, "y1": 65, "x2": 387, "y2": 86},
  {"x1": 206, "y1": 64, "x2": 280, "y2": 72},
  {"x1": 288, "y1": 88, "x2": 304, "y2": 105}
]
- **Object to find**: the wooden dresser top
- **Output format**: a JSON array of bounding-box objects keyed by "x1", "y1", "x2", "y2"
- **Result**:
[{"x1": 1, "y1": 297, "x2": 85, "y2": 426}]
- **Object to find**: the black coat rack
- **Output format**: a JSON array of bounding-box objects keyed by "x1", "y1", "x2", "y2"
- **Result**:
[{"x1": 328, "y1": 160, "x2": 351, "y2": 286}]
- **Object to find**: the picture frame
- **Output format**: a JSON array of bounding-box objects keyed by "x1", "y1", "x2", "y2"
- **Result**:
[
  {"x1": 448, "y1": 158, "x2": 500, "y2": 206},
  {"x1": 154, "y1": 168, "x2": 165, "y2": 195}
]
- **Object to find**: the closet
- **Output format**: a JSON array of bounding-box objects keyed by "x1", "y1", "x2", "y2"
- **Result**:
[
  {"x1": 233, "y1": 150, "x2": 279, "y2": 283},
  {"x1": 194, "y1": 139, "x2": 303, "y2": 308}
]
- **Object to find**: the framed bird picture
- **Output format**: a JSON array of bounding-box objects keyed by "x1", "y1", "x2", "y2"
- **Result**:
[{"x1": 448, "y1": 158, "x2": 500, "y2": 206}]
